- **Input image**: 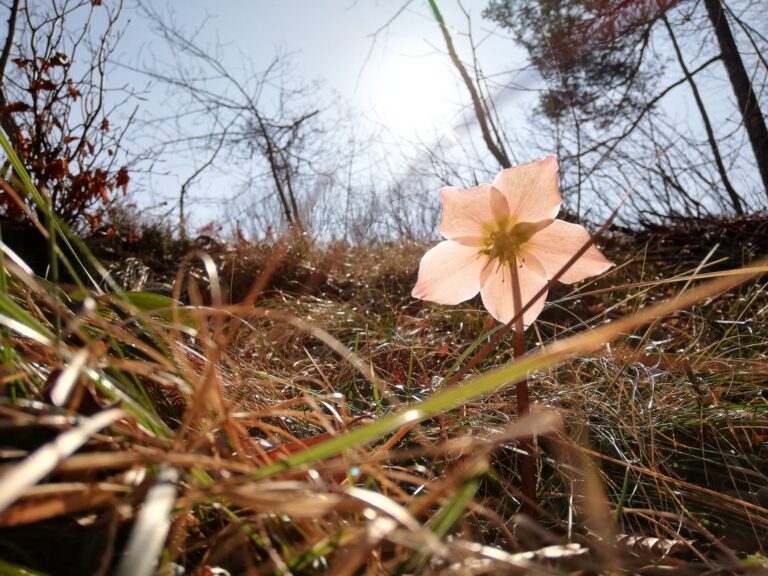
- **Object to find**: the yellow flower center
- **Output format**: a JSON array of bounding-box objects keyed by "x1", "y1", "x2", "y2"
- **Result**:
[
  {"x1": 481, "y1": 220, "x2": 552, "y2": 264},
  {"x1": 484, "y1": 229, "x2": 522, "y2": 263}
]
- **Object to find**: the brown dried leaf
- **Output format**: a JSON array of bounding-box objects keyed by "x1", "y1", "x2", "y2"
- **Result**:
[
  {"x1": 28, "y1": 79, "x2": 57, "y2": 92},
  {"x1": 115, "y1": 167, "x2": 129, "y2": 194},
  {"x1": 0, "y1": 102, "x2": 31, "y2": 115}
]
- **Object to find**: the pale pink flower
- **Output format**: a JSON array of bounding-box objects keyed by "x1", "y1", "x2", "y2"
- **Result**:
[{"x1": 412, "y1": 157, "x2": 613, "y2": 327}]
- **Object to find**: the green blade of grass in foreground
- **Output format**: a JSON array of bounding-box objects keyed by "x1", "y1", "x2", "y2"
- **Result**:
[
  {"x1": 0, "y1": 129, "x2": 98, "y2": 293},
  {"x1": 0, "y1": 130, "x2": 189, "y2": 437},
  {"x1": 0, "y1": 292, "x2": 172, "y2": 437},
  {"x1": 0, "y1": 558, "x2": 49, "y2": 576},
  {"x1": 0, "y1": 227, "x2": 13, "y2": 370},
  {"x1": 252, "y1": 263, "x2": 764, "y2": 480},
  {"x1": 428, "y1": 458, "x2": 488, "y2": 538}
]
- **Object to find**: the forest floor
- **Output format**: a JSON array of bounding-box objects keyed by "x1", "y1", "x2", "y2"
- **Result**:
[{"x1": 0, "y1": 214, "x2": 767, "y2": 575}]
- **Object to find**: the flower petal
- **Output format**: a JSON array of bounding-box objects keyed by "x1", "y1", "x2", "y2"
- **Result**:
[
  {"x1": 439, "y1": 184, "x2": 506, "y2": 241},
  {"x1": 519, "y1": 249, "x2": 546, "y2": 279},
  {"x1": 412, "y1": 241, "x2": 486, "y2": 305},
  {"x1": 479, "y1": 261, "x2": 548, "y2": 327},
  {"x1": 524, "y1": 219, "x2": 614, "y2": 284},
  {"x1": 492, "y1": 156, "x2": 562, "y2": 222},
  {"x1": 489, "y1": 186, "x2": 510, "y2": 222}
]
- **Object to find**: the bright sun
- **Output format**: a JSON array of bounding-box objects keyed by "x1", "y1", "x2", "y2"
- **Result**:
[{"x1": 372, "y1": 54, "x2": 458, "y2": 140}]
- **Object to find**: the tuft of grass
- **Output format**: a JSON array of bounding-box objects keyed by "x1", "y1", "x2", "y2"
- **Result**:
[{"x1": 1, "y1": 133, "x2": 767, "y2": 574}]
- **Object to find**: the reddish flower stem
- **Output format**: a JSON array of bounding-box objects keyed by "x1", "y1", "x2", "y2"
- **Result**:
[{"x1": 510, "y1": 259, "x2": 537, "y2": 516}]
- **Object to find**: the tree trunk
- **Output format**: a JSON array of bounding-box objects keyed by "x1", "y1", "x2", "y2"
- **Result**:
[{"x1": 703, "y1": 0, "x2": 768, "y2": 202}]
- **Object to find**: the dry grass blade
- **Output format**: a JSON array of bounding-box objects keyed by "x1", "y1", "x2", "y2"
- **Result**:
[
  {"x1": 0, "y1": 312, "x2": 53, "y2": 345},
  {"x1": 345, "y1": 485, "x2": 439, "y2": 539},
  {"x1": 215, "y1": 480, "x2": 344, "y2": 518},
  {"x1": 546, "y1": 261, "x2": 766, "y2": 359},
  {"x1": 0, "y1": 408, "x2": 125, "y2": 513},
  {"x1": 615, "y1": 533, "x2": 691, "y2": 558},
  {"x1": 244, "y1": 307, "x2": 399, "y2": 407},
  {"x1": 0, "y1": 482, "x2": 128, "y2": 527},
  {"x1": 114, "y1": 465, "x2": 179, "y2": 576},
  {"x1": 0, "y1": 238, "x2": 34, "y2": 275},
  {"x1": 49, "y1": 349, "x2": 88, "y2": 407},
  {"x1": 446, "y1": 541, "x2": 588, "y2": 575}
]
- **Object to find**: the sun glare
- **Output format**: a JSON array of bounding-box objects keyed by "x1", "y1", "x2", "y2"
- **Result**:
[{"x1": 372, "y1": 54, "x2": 458, "y2": 141}]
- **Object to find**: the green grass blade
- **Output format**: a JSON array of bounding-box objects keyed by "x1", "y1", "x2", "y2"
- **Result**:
[{"x1": 429, "y1": 460, "x2": 487, "y2": 538}]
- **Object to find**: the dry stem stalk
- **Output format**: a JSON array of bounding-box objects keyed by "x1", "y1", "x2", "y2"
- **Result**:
[{"x1": 510, "y1": 258, "x2": 536, "y2": 516}]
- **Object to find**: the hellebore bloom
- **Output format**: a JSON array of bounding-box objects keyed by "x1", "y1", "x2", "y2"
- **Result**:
[{"x1": 412, "y1": 157, "x2": 613, "y2": 327}]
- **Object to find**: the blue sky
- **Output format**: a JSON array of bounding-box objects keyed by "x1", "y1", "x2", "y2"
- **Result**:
[
  {"x1": 2, "y1": 0, "x2": 765, "y2": 235},
  {"x1": 120, "y1": 0, "x2": 518, "y2": 133},
  {"x1": 72, "y1": 0, "x2": 766, "y2": 233},
  {"x1": 110, "y1": 0, "x2": 542, "y2": 232}
]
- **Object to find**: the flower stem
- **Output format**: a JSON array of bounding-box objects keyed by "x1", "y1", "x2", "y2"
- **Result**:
[{"x1": 510, "y1": 258, "x2": 537, "y2": 516}]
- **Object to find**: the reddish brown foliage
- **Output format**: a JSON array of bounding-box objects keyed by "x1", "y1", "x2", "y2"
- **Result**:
[{"x1": 1, "y1": 52, "x2": 129, "y2": 232}]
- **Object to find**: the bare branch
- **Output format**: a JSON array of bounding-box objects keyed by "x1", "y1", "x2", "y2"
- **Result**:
[{"x1": 428, "y1": 0, "x2": 511, "y2": 168}]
